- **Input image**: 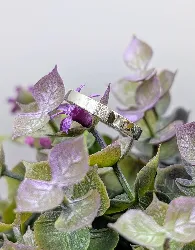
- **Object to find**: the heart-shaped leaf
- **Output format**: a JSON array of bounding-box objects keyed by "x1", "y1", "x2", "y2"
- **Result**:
[
  {"x1": 23, "y1": 161, "x2": 52, "y2": 181},
  {"x1": 13, "y1": 112, "x2": 50, "y2": 139},
  {"x1": 106, "y1": 193, "x2": 132, "y2": 214},
  {"x1": 32, "y1": 66, "x2": 65, "y2": 113},
  {"x1": 123, "y1": 35, "x2": 153, "y2": 71},
  {"x1": 16, "y1": 179, "x2": 64, "y2": 212},
  {"x1": 158, "y1": 70, "x2": 176, "y2": 97},
  {"x1": 176, "y1": 122, "x2": 195, "y2": 165},
  {"x1": 55, "y1": 190, "x2": 100, "y2": 232},
  {"x1": 87, "y1": 228, "x2": 119, "y2": 250},
  {"x1": 155, "y1": 92, "x2": 171, "y2": 116},
  {"x1": 155, "y1": 164, "x2": 188, "y2": 200},
  {"x1": 73, "y1": 167, "x2": 110, "y2": 216},
  {"x1": 145, "y1": 193, "x2": 168, "y2": 226},
  {"x1": 34, "y1": 210, "x2": 90, "y2": 250},
  {"x1": 164, "y1": 197, "x2": 195, "y2": 243},
  {"x1": 134, "y1": 147, "x2": 160, "y2": 200},
  {"x1": 49, "y1": 136, "x2": 89, "y2": 186},
  {"x1": 89, "y1": 137, "x2": 133, "y2": 167},
  {"x1": 108, "y1": 209, "x2": 166, "y2": 248}
]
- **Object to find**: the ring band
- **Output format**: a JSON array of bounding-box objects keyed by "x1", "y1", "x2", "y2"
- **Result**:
[{"x1": 64, "y1": 90, "x2": 142, "y2": 140}]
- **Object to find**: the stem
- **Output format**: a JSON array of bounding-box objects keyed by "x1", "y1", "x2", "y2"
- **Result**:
[
  {"x1": 92, "y1": 129, "x2": 134, "y2": 200},
  {"x1": 112, "y1": 164, "x2": 134, "y2": 200},
  {"x1": 49, "y1": 120, "x2": 59, "y2": 133},
  {"x1": 152, "y1": 107, "x2": 159, "y2": 120},
  {"x1": 91, "y1": 129, "x2": 106, "y2": 149},
  {"x1": 143, "y1": 117, "x2": 154, "y2": 137},
  {"x1": 3, "y1": 169, "x2": 23, "y2": 181}
]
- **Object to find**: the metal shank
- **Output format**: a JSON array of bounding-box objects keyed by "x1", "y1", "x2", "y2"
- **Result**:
[{"x1": 64, "y1": 90, "x2": 142, "y2": 140}]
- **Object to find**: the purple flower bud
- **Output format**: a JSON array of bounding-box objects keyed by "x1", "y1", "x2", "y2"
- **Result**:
[
  {"x1": 39, "y1": 137, "x2": 52, "y2": 149},
  {"x1": 24, "y1": 136, "x2": 35, "y2": 147}
]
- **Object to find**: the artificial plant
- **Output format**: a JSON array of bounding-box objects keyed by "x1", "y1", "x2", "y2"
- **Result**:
[{"x1": 0, "y1": 36, "x2": 194, "y2": 250}]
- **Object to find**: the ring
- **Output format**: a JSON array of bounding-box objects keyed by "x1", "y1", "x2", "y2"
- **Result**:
[{"x1": 64, "y1": 90, "x2": 142, "y2": 140}]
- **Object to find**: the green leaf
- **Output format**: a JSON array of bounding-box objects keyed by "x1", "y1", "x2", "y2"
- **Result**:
[
  {"x1": 106, "y1": 193, "x2": 132, "y2": 214},
  {"x1": 108, "y1": 209, "x2": 166, "y2": 248},
  {"x1": 164, "y1": 197, "x2": 195, "y2": 243},
  {"x1": 169, "y1": 240, "x2": 184, "y2": 250},
  {"x1": 89, "y1": 137, "x2": 133, "y2": 167},
  {"x1": 145, "y1": 193, "x2": 168, "y2": 226},
  {"x1": 134, "y1": 147, "x2": 160, "y2": 200},
  {"x1": 84, "y1": 131, "x2": 95, "y2": 149},
  {"x1": 87, "y1": 228, "x2": 119, "y2": 250},
  {"x1": 176, "y1": 178, "x2": 195, "y2": 196},
  {"x1": 55, "y1": 190, "x2": 100, "y2": 232},
  {"x1": 0, "y1": 222, "x2": 13, "y2": 232},
  {"x1": 183, "y1": 241, "x2": 195, "y2": 250},
  {"x1": 34, "y1": 210, "x2": 90, "y2": 250},
  {"x1": 73, "y1": 167, "x2": 110, "y2": 216},
  {"x1": 155, "y1": 164, "x2": 188, "y2": 200},
  {"x1": 23, "y1": 161, "x2": 51, "y2": 181},
  {"x1": 155, "y1": 92, "x2": 171, "y2": 116},
  {"x1": 1, "y1": 235, "x2": 36, "y2": 250}
]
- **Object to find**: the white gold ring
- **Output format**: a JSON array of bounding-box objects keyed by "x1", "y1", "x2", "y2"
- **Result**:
[{"x1": 64, "y1": 90, "x2": 142, "y2": 140}]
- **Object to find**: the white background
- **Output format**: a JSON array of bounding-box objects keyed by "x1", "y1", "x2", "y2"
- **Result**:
[{"x1": 0, "y1": 0, "x2": 195, "y2": 167}]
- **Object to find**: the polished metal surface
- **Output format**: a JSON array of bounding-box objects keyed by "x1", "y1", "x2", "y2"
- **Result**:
[{"x1": 64, "y1": 90, "x2": 142, "y2": 140}]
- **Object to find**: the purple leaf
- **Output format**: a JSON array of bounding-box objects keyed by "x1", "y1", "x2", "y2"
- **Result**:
[
  {"x1": 32, "y1": 66, "x2": 65, "y2": 113},
  {"x1": 123, "y1": 35, "x2": 153, "y2": 71},
  {"x1": 136, "y1": 76, "x2": 161, "y2": 111},
  {"x1": 149, "y1": 120, "x2": 183, "y2": 145},
  {"x1": 100, "y1": 83, "x2": 111, "y2": 105},
  {"x1": 158, "y1": 70, "x2": 177, "y2": 97},
  {"x1": 111, "y1": 78, "x2": 139, "y2": 106},
  {"x1": 13, "y1": 112, "x2": 50, "y2": 139},
  {"x1": 117, "y1": 107, "x2": 144, "y2": 122},
  {"x1": 125, "y1": 68, "x2": 156, "y2": 82},
  {"x1": 55, "y1": 190, "x2": 100, "y2": 232},
  {"x1": 176, "y1": 122, "x2": 195, "y2": 165},
  {"x1": 16, "y1": 179, "x2": 64, "y2": 212},
  {"x1": 49, "y1": 136, "x2": 89, "y2": 186}
]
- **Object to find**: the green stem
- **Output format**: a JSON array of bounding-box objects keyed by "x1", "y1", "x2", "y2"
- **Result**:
[
  {"x1": 93, "y1": 129, "x2": 134, "y2": 200},
  {"x1": 3, "y1": 169, "x2": 23, "y2": 181},
  {"x1": 112, "y1": 164, "x2": 134, "y2": 201},
  {"x1": 49, "y1": 120, "x2": 59, "y2": 133},
  {"x1": 152, "y1": 107, "x2": 159, "y2": 120}
]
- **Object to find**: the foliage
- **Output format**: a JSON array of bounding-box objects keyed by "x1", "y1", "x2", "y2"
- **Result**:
[{"x1": 0, "y1": 35, "x2": 193, "y2": 250}]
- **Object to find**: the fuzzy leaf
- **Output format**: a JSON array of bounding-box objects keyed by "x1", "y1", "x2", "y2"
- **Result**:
[
  {"x1": 176, "y1": 178, "x2": 195, "y2": 196},
  {"x1": 32, "y1": 66, "x2": 65, "y2": 113},
  {"x1": 23, "y1": 227, "x2": 36, "y2": 247},
  {"x1": 49, "y1": 136, "x2": 89, "y2": 186},
  {"x1": 155, "y1": 165, "x2": 188, "y2": 200},
  {"x1": 155, "y1": 92, "x2": 171, "y2": 116},
  {"x1": 123, "y1": 35, "x2": 153, "y2": 71},
  {"x1": 13, "y1": 112, "x2": 50, "y2": 138},
  {"x1": 109, "y1": 210, "x2": 166, "y2": 248},
  {"x1": 1, "y1": 235, "x2": 36, "y2": 250},
  {"x1": 0, "y1": 222, "x2": 13, "y2": 232},
  {"x1": 150, "y1": 120, "x2": 183, "y2": 145},
  {"x1": 111, "y1": 78, "x2": 138, "y2": 106},
  {"x1": 125, "y1": 68, "x2": 156, "y2": 82},
  {"x1": 89, "y1": 137, "x2": 133, "y2": 167},
  {"x1": 145, "y1": 193, "x2": 168, "y2": 226},
  {"x1": 117, "y1": 107, "x2": 144, "y2": 123},
  {"x1": 87, "y1": 228, "x2": 119, "y2": 250},
  {"x1": 134, "y1": 147, "x2": 160, "y2": 200},
  {"x1": 34, "y1": 210, "x2": 90, "y2": 250},
  {"x1": 23, "y1": 161, "x2": 51, "y2": 181},
  {"x1": 55, "y1": 190, "x2": 100, "y2": 232},
  {"x1": 158, "y1": 70, "x2": 176, "y2": 97},
  {"x1": 176, "y1": 122, "x2": 195, "y2": 165},
  {"x1": 16, "y1": 179, "x2": 64, "y2": 212},
  {"x1": 136, "y1": 76, "x2": 161, "y2": 111},
  {"x1": 73, "y1": 167, "x2": 110, "y2": 216},
  {"x1": 164, "y1": 197, "x2": 195, "y2": 243},
  {"x1": 18, "y1": 102, "x2": 38, "y2": 113},
  {"x1": 106, "y1": 193, "x2": 132, "y2": 214}
]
